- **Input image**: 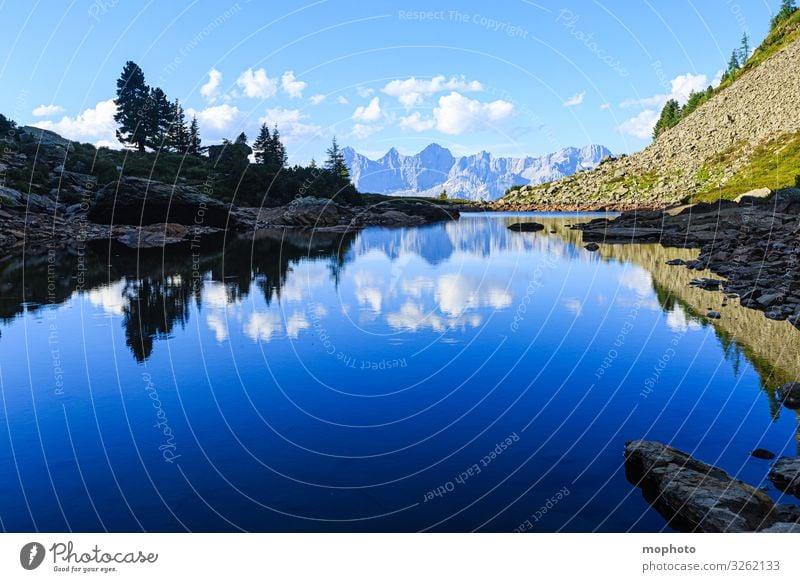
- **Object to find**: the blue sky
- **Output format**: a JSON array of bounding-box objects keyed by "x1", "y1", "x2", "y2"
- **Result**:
[{"x1": 0, "y1": 0, "x2": 779, "y2": 163}]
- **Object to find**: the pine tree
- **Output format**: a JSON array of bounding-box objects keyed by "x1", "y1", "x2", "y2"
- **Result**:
[
  {"x1": 114, "y1": 61, "x2": 150, "y2": 152},
  {"x1": 234, "y1": 132, "x2": 248, "y2": 146},
  {"x1": 652, "y1": 99, "x2": 680, "y2": 139},
  {"x1": 187, "y1": 116, "x2": 202, "y2": 155},
  {"x1": 269, "y1": 125, "x2": 287, "y2": 170},
  {"x1": 145, "y1": 87, "x2": 172, "y2": 151},
  {"x1": 325, "y1": 136, "x2": 350, "y2": 183},
  {"x1": 772, "y1": 0, "x2": 797, "y2": 28},
  {"x1": 739, "y1": 32, "x2": 750, "y2": 64},
  {"x1": 166, "y1": 99, "x2": 189, "y2": 153},
  {"x1": 253, "y1": 123, "x2": 271, "y2": 165},
  {"x1": 726, "y1": 50, "x2": 740, "y2": 77}
]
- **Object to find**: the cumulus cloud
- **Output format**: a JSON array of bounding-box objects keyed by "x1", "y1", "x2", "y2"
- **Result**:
[
  {"x1": 356, "y1": 86, "x2": 374, "y2": 98},
  {"x1": 236, "y1": 67, "x2": 278, "y2": 99},
  {"x1": 350, "y1": 123, "x2": 382, "y2": 140},
  {"x1": 245, "y1": 312, "x2": 283, "y2": 342},
  {"x1": 599, "y1": 103, "x2": 611, "y2": 110},
  {"x1": 32, "y1": 104, "x2": 64, "y2": 117},
  {"x1": 200, "y1": 68, "x2": 223, "y2": 101},
  {"x1": 187, "y1": 103, "x2": 241, "y2": 135},
  {"x1": 281, "y1": 70, "x2": 306, "y2": 99},
  {"x1": 33, "y1": 99, "x2": 118, "y2": 147},
  {"x1": 433, "y1": 92, "x2": 514, "y2": 135},
  {"x1": 259, "y1": 107, "x2": 321, "y2": 142},
  {"x1": 309, "y1": 94, "x2": 326, "y2": 105},
  {"x1": 617, "y1": 72, "x2": 711, "y2": 138},
  {"x1": 383, "y1": 75, "x2": 483, "y2": 109},
  {"x1": 398, "y1": 111, "x2": 434, "y2": 132},
  {"x1": 563, "y1": 92, "x2": 585, "y2": 107},
  {"x1": 336, "y1": 95, "x2": 349, "y2": 105},
  {"x1": 352, "y1": 96, "x2": 382, "y2": 122},
  {"x1": 617, "y1": 109, "x2": 660, "y2": 139}
]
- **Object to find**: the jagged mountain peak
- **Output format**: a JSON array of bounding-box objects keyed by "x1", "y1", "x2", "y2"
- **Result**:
[{"x1": 343, "y1": 143, "x2": 612, "y2": 200}]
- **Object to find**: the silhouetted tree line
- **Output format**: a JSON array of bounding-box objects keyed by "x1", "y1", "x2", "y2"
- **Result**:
[{"x1": 113, "y1": 61, "x2": 357, "y2": 206}]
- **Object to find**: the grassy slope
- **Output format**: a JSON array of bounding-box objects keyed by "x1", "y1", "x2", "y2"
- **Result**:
[
  {"x1": 693, "y1": 133, "x2": 800, "y2": 201},
  {"x1": 499, "y1": 10, "x2": 800, "y2": 207},
  {"x1": 689, "y1": 11, "x2": 800, "y2": 201}
]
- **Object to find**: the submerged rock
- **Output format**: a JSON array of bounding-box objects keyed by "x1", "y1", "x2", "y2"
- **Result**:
[
  {"x1": 507, "y1": 221, "x2": 544, "y2": 232},
  {"x1": 625, "y1": 440, "x2": 786, "y2": 532},
  {"x1": 776, "y1": 382, "x2": 800, "y2": 409},
  {"x1": 751, "y1": 448, "x2": 776, "y2": 460}
]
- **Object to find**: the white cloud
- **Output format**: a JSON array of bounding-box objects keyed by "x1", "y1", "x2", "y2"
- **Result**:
[
  {"x1": 383, "y1": 75, "x2": 483, "y2": 109},
  {"x1": 281, "y1": 70, "x2": 306, "y2": 99},
  {"x1": 309, "y1": 94, "x2": 326, "y2": 105},
  {"x1": 617, "y1": 109, "x2": 660, "y2": 139},
  {"x1": 188, "y1": 103, "x2": 241, "y2": 132},
  {"x1": 32, "y1": 104, "x2": 64, "y2": 117},
  {"x1": 352, "y1": 96, "x2": 382, "y2": 122},
  {"x1": 563, "y1": 92, "x2": 585, "y2": 107},
  {"x1": 285, "y1": 312, "x2": 310, "y2": 339},
  {"x1": 186, "y1": 103, "x2": 241, "y2": 140},
  {"x1": 398, "y1": 111, "x2": 434, "y2": 132},
  {"x1": 236, "y1": 67, "x2": 278, "y2": 99},
  {"x1": 259, "y1": 107, "x2": 322, "y2": 142},
  {"x1": 617, "y1": 73, "x2": 710, "y2": 138},
  {"x1": 666, "y1": 305, "x2": 702, "y2": 333},
  {"x1": 563, "y1": 298, "x2": 583, "y2": 315},
  {"x1": 336, "y1": 95, "x2": 349, "y2": 105},
  {"x1": 33, "y1": 99, "x2": 118, "y2": 147},
  {"x1": 350, "y1": 123, "x2": 382, "y2": 140},
  {"x1": 201, "y1": 68, "x2": 223, "y2": 101},
  {"x1": 86, "y1": 280, "x2": 126, "y2": 315},
  {"x1": 245, "y1": 312, "x2": 282, "y2": 342},
  {"x1": 433, "y1": 92, "x2": 515, "y2": 135},
  {"x1": 599, "y1": 103, "x2": 611, "y2": 111},
  {"x1": 356, "y1": 86, "x2": 374, "y2": 98},
  {"x1": 620, "y1": 71, "x2": 708, "y2": 103},
  {"x1": 206, "y1": 313, "x2": 230, "y2": 342}
]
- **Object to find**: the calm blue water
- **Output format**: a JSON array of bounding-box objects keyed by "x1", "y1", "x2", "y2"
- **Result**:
[{"x1": 0, "y1": 212, "x2": 797, "y2": 532}]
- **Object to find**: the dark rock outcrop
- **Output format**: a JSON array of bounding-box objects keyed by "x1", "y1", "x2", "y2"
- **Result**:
[
  {"x1": 776, "y1": 382, "x2": 800, "y2": 409},
  {"x1": 507, "y1": 221, "x2": 544, "y2": 232},
  {"x1": 768, "y1": 457, "x2": 800, "y2": 497},
  {"x1": 88, "y1": 177, "x2": 233, "y2": 228},
  {"x1": 576, "y1": 201, "x2": 800, "y2": 328},
  {"x1": 625, "y1": 440, "x2": 790, "y2": 532}
]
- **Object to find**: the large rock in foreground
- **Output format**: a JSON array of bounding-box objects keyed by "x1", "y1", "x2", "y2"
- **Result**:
[
  {"x1": 768, "y1": 457, "x2": 800, "y2": 497},
  {"x1": 625, "y1": 440, "x2": 797, "y2": 532},
  {"x1": 89, "y1": 177, "x2": 232, "y2": 228}
]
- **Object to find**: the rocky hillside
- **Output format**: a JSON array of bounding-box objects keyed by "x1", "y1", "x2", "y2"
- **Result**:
[
  {"x1": 499, "y1": 18, "x2": 800, "y2": 210},
  {"x1": 344, "y1": 143, "x2": 611, "y2": 201}
]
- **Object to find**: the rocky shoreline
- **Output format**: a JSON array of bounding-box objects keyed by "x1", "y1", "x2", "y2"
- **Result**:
[
  {"x1": 574, "y1": 187, "x2": 800, "y2": 328},
  {"x1": 625, "y1": 440, "x2": 800, "y2": 532},
  {"x1": 0, "y1": 176, "x2": 465, "y2": 253}
]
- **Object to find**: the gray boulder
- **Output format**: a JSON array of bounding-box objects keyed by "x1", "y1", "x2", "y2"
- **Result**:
[
  {"x1": 507, "y1": 221, "x2": 545, "y2": 232},
  {"x1": 776, "y1": 382, "x2": 800, "y2": 409},
  {"x1": 88, "y1": 177, "x2": 232, "y2": 228},
  {"x1": 625, "y1": 440, "x2": 781, "y2": 532},
  {"x1": 768, "y1": 457, "x2": 800, "y2": 497}
]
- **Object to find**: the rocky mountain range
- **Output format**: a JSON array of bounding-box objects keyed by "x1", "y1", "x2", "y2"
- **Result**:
[
  {"x1": 343, "y1": 143, "x2": 612, "y2": 201},
  {"x1": 499, "y1": 15, "x2": 800, "y2": 210}
]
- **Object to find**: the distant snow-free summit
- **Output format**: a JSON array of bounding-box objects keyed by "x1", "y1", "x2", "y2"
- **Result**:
[{"x1": 343, "y1": 143, "x2": 612, "y2": 201}]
